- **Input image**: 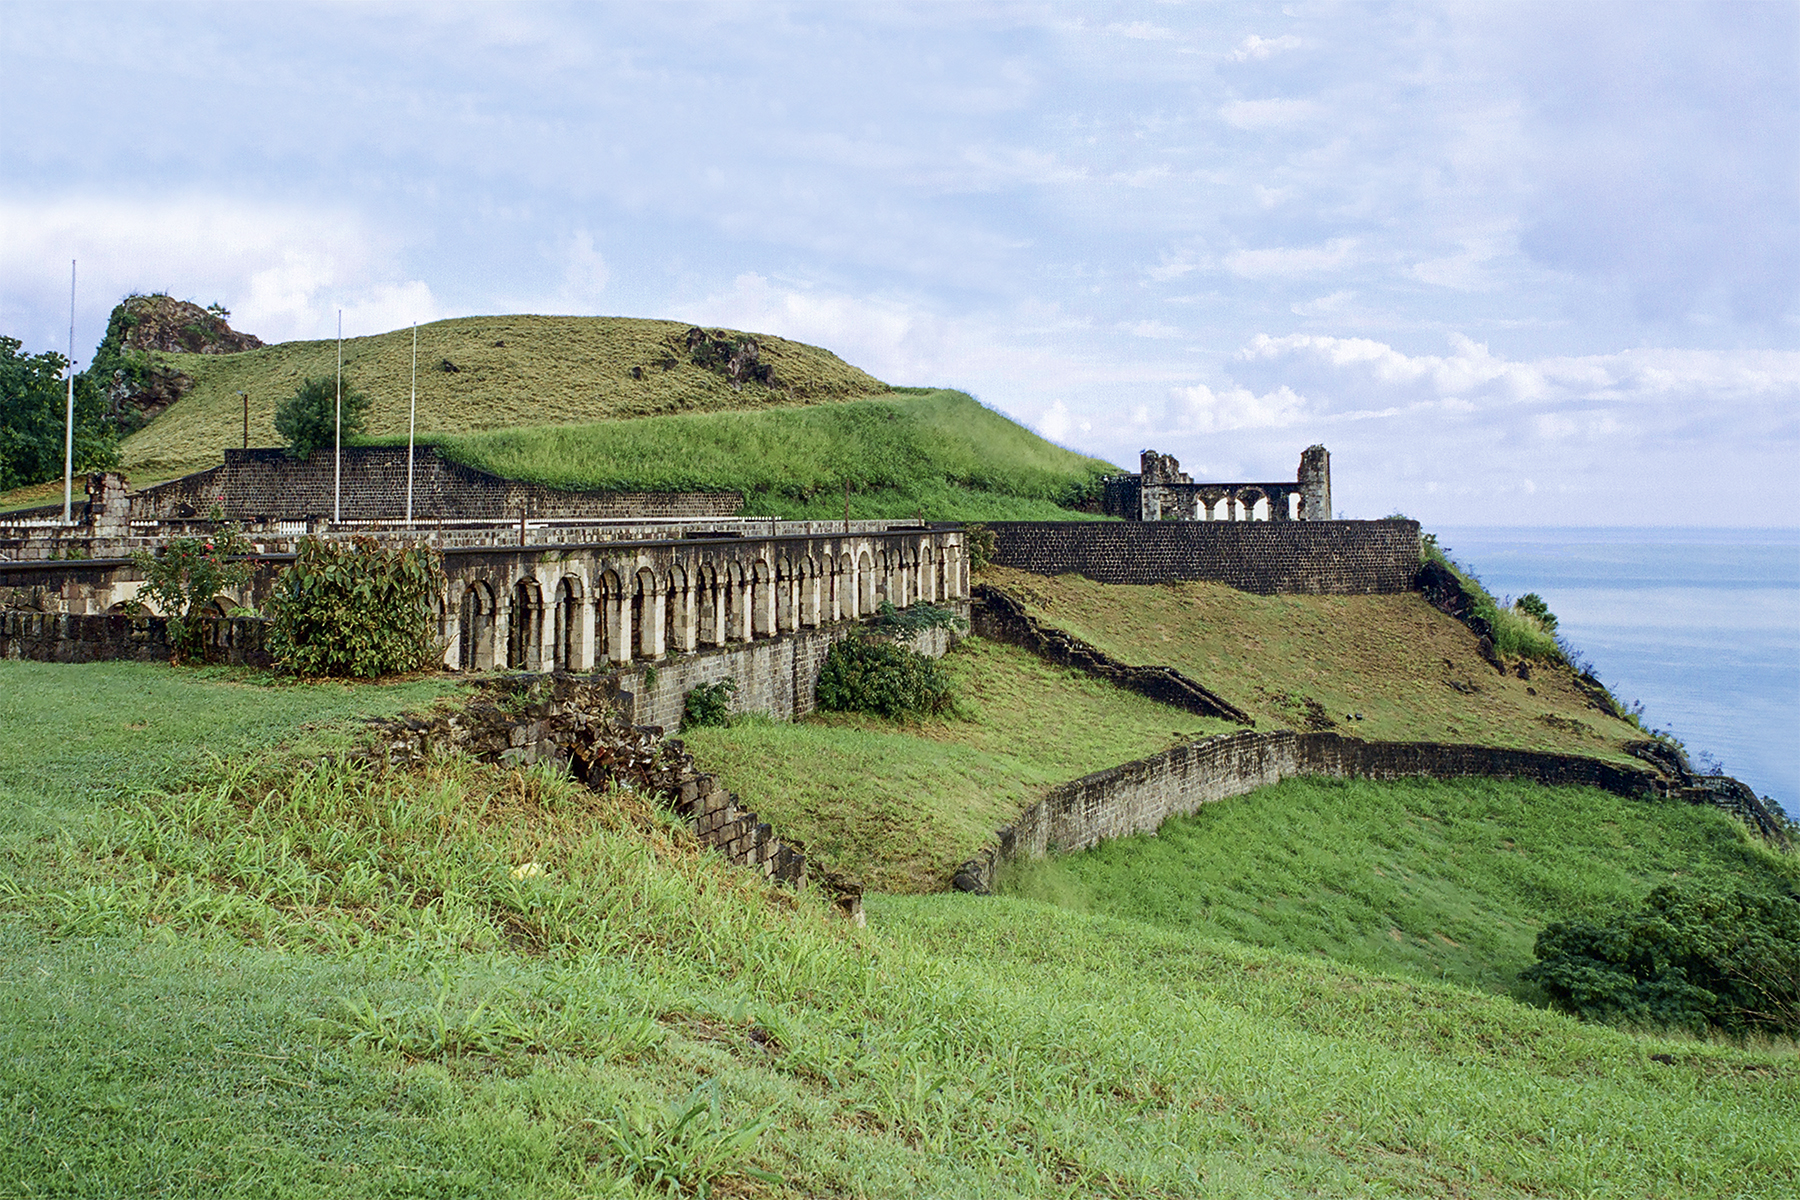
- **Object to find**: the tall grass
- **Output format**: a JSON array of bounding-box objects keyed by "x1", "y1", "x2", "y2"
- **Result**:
[
  {"x1": 1001, "y1": 774, "x2": 1799, "y2": 995},
  {"x1": 2, "y1": 663, "x2": 1796, "y2": 1196},
  {"x1": 420, "y1": 389, "x2": 1117, "y2": 519}
]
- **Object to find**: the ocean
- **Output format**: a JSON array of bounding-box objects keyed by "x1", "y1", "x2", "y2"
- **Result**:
[{"x1": 1433, "y1": 527, "x2": 1799, "y2": 815}]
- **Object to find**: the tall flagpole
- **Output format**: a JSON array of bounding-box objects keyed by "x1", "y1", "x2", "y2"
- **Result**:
[
  {"x1": 62, "y1": 260, "x2": 76, "y2": 524},
  {"x1": 406, "y1": 322, "x2": 417, "y2": 524},
  {"x1": 334, "y1": 310, "x2": 343, "y2": 524}
]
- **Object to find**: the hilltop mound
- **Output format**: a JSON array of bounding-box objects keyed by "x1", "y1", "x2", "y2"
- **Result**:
[
  {"x1": 90, "y1": 294, "x2": 265, "y2": 429},
  {"x1": 117, "y1": 314, "x2": 890, "y2": 481}
]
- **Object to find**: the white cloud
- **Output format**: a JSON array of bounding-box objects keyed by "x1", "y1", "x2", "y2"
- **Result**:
[
  {"x1": 1108, "y1": 22, "x2": 1175, "y2": 41},
  {"x1": 553, "y1": 230, "x2": 609, "y2": 312},
  {"x1": 1167, "y1": 382, "x2": 1307, "y2": 432},
  {"x1": 1230, "y1": 34, "x2": 1303, "y2": 62},
  {"x1": 1291, "y1": 290, "x2": 1356, "y2": 317},
  {"x1": 1037, "y1": 399, "x2": 1075, "y2": 442},
  {"x1": 1225, "y1": 239, "x2": 1357, "y2": 279},
  {"x1": 0, "y1": 194, "x2": 434, "y2": 349},
  {"x1": 1218, "y1": 97, "x2": 1321, "y2": 129},
  {"x1": 1124, "y1": 319, "x2": 1181, "y2": 339}
]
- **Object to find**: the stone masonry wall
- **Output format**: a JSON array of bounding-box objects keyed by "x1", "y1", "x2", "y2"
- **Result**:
[
  {"x1": 986, "y1": 519, "x2": 1421, "y2": 594},
  {"x1": 952, "y1": 730, "x2": 1673, "y2": 892},
  {"x1": 0, "y1": 609, "x2": 272, "y2": 666},
  {"x1": 131, "y1": 447, "x2": 742, "y2": 522}
]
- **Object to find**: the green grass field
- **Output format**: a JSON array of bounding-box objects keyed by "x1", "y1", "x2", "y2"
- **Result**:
[
  {"x1": 2, "y1": 660, "x2": 1795, "y2": 1198},
  {"x1": 683, "y1": 638, "x2": 1240, "y2": 891},
  {"x1": 115, "y1": 314, "x2": 891, "y2": 482},
  {"x1": 1003, "y1": 774, "x2": 1799, "y2": 995},
  {"x1": 983, "y1": 565, "x2": 1648, "y2": 759},
  {"x1": 418, "y1": 389, "x2": 1117, "y2": 521}
]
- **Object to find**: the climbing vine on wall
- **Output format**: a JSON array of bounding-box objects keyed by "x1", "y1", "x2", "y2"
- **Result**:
[{"x1": 267, "y1": 536, "x2": 445, "y2": 678}]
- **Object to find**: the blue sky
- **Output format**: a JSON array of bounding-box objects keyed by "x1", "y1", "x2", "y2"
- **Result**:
[{"x1": 3, "y1": 1, "x2": 1796, "y2": 525}]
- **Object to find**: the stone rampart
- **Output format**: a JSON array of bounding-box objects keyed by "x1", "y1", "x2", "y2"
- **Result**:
[
  {"x1": 985, "y1": 519, "x2": 1421, "y2": 594},
  {"x1": 130, "y1": 447, "x2": 742, "y2": 523},
  {"x1": 0, "y1": 609, "x2": 271, "y2": 666},
  {"x1": 953, "y1": 731, "x2": 1683, "y2": 891}
]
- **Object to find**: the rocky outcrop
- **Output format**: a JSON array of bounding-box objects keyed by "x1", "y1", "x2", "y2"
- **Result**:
[{"x1": 90, "y1": 294, "x2": 264, "y2": 428}]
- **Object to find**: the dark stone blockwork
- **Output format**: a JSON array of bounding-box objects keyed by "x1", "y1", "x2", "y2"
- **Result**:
[{"x1": 986, "y1": 519, "x2": 1422, "y2": 594}]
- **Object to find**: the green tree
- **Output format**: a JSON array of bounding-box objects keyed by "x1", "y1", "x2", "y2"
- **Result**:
[
  {"x1": 0, "y1": 336, "x2": 119, "y2": 491},
  {"x1": 131, "y1": 517, "x2": 255, "y2": 662},
  {"x1": 275, "y1": 375, "x2": 371, "y2": 460},
  {"x1": 267, "y1": 536, "x2": 445, "y2": 678}
]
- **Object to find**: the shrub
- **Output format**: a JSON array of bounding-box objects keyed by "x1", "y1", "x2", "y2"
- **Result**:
[
  {"x1": 130, "y1": 512, "x2": 253, "y2": 661},
  {"x1": 1521, "y1": 885, "x2": 1800, "y2": 1037},
  {"x1": 1515, "y1": 592, "x2": 1558, "y2": 635},
  {"x1": 1489, "y1": 603, "x2": 1560, "y2": 660},
  {"x1": 266, "y1": 536, "x2": 445, "y2": 678},
  {"x1": 869, "y1": 599, "x2": 966, "y2": 640},
  {"x1": 964, "y1": 523, "x2": 998, "y2": 573},
  {"x1": 816, "y1": 635, "x2": 952, "y2": 718},
  {"x1": 275, "y1": 374, "x2": 371, "y2": 460},
  {"x1": 683, "y1": 678, "x2": 738, "y2": 730}
]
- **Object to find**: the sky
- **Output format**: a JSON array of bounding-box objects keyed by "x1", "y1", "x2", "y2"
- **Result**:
[{"x1": 2, "y1": 0, "x2": 1796, "y2": 526}]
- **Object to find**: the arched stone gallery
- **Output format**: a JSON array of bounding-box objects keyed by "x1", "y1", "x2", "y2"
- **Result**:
[{"x1": 438, "y1": 527, "x2": 968, "y2": 672}]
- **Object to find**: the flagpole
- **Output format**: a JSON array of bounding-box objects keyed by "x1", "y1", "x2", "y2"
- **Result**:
[
  {"x1": 334, "y1": 310, "x2": 342, "y2": 525},
  {"x1": 62, "y1": 260, "x2": 75, "y2": 524},
  {"x1": 406, "y1": 322, "x2": 417, "y2": 525}
]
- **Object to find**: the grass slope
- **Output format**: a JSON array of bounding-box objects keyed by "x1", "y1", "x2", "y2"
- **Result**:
[
  {"x1": 116, "y1": 315, "x2": 889, "y2": 481},
  {"x1": 684, "y1": 638, "x2": 1239, "y2": 891},
  {"x1": 418, "y1": 388, "x2": 1116, "y2": 521},
  {"x1": 3, "y1": 661, "x2": 1795, "y2": 1198},
  {"x1": 1005, "y1": 774, "x2": 1798, "y2": 994},
  {"x1": 983, "y1": 563, "x2": 1647, "y2": 759}
]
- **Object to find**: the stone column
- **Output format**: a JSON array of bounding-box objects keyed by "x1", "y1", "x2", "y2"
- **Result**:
[{"x1": 1298, "y1": 444, "x2": 1332, "y2": 521}]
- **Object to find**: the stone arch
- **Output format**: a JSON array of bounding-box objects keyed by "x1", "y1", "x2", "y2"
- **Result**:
[
  {"x1": 633, "y1": 566, "x2": 664, "y2": 660},
  {"x1": 459, "y1": 580, "x2": 497, "y2": 671},
  {"x1": 695, "y1": 562, "x2": 723, "y2": 645},
  {"x1": 798, "y1": 556, "x2": 822, "y2": 627},
  {"x1": 857, "y1": 548, "x2": 877, "y2": 616},
  {"x1": 552, "y1": 574, "x2": 586, "y2": 671},
  {"x1": 751, "y1": 559, "x2": 776, "y2": 638},
  {"x1": 836, "y1": 552, "x2": 855, "y2": 621},
  {"x1": 724, "y1": 560, "x2": 748, "y2": 642},
  {"x1": 666, "y1": 563, "x2": 694, "y2": 653},
  {"x1": 917, "y1": 544, "x2": 935, "y2": 604},
  {"x1": 597, "y1": 568, "x2": 626, "y2": 663},
  {"x1": 508, "y1": 577, "x2": 543, "y2": 670}
]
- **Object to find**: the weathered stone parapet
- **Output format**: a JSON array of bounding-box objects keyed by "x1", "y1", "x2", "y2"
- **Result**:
[
  {"x1": 1099, "y1": 445, "x2": 1331, "y2": 522},
  {"x1": 951, "y1": 730, "x2": 1780, "y2": 893},
  {"x1": 0, "y1": 608, "x2": 271, "y2": 666},
  {"x1": 985, "y1": 519, "x2": 1420, "y2": 594}
]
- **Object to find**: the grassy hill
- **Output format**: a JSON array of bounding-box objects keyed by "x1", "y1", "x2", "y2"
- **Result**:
[
  {"x1": 115, "y1": 314, "x2": 892, "y2": 482},
  {"x1": 981, "y1": 564, "x2": 1647, "y2": 760},
  {"x1": 3, "y1": 661, "x2": 1795, "y2": 1198}
]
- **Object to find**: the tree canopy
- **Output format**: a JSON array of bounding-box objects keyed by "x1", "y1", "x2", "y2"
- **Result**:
[
  {"x1": 0, "y1": 336, "x2": 119, "y2": 492},
  {"x1": 274, "y1": 375, "x2": 371, "y2": 460}
]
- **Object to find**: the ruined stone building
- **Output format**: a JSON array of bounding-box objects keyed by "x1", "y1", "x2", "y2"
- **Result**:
[{"x1": 1100, "y1": 445, "x2": 1331, "y2": 522}]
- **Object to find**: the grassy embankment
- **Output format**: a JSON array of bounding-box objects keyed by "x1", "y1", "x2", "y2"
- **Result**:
[
  {"x1": 3, "y1": 660, "x2": 1795, "y2": 1198},
  {"x1": 112, "y1": 315, "x2": 889, "y2": 483},
  {"x1": 86, "y1": 314, "x2": 1117, "y2": 521},
  {"x1": 980, "y1": 563, "x2": 1645, "y2": 760},
  {"x1": 1004, "y1": 773, "x2": 1798, "y2": 995}
]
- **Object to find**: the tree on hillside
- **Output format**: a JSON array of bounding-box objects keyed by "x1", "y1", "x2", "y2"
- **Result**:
[
  {"x1": 275, "y1": 375, "x2": 371, "y2": 459},
  {"x1": 0, "y1": 336, "x2": 118, "y2": 491}
]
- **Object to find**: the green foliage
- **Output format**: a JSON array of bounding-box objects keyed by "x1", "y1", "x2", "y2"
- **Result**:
[
  {"x1": 963, "y1": 523, "x2": 998, "y2": 572},
  {"x1": 1489, "y1": 601, "x2": 1561, "y2": 659},
  {"x1": 681, "y1": 678, "x2": 737, "y2": 730},
  {"x1": 130, "y1": 515, "x2": 254, "y2": 660},
  {"x1": 266, "y1": 535, "x2": 445, "y2": 677},
  {"x1": 1515, "y1": 591, "x2": 1559, "y2": 634},
  {"x1": 1523, "y1": 885, "x2": 1800, "y2": 1036},
  {"x1": 0, "y1": 336, "x2": 118, "y2": 490},
  {"x1": 274, "y1": 374, "x2": 371, "y2": 459},
  {"x1": 868, "y1": 599, "x2": 966, "y2": 639},
  {"x1": 596, "y1": 1084, "x2": 778, "y2": 1198},
  {"x1": 815, "y1": 635, "x2": 953, "y2": 719}
]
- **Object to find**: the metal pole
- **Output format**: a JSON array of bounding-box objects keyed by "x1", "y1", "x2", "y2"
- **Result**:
[
  {"x1": 239, "y1": 391, "x2": 248, "y2": 449},
  {"x1": 334, "y1": 310, "x2": 342, "y2": 525},
  {"x1": 62, "y1": 260, "x2": 75, "y2": 524},
  {"x1": 407, "y1": 322, "x2": 417, "y2": 524}
]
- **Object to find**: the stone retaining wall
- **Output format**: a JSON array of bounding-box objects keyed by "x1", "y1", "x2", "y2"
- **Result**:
[
  {"x1": 985, "y1": 519, "x2": 1421, "y2": 594},
  {"x1": 0, "y1": 609, "x2": 271, "y2": 666},
  {"x1": 953, "y1": 730, "x2": 1676, "y2": 892}
]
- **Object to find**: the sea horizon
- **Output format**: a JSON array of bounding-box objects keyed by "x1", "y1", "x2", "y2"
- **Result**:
[{"x1": 1431, "y1": 525, "x2": 1799, "y2": 815}]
